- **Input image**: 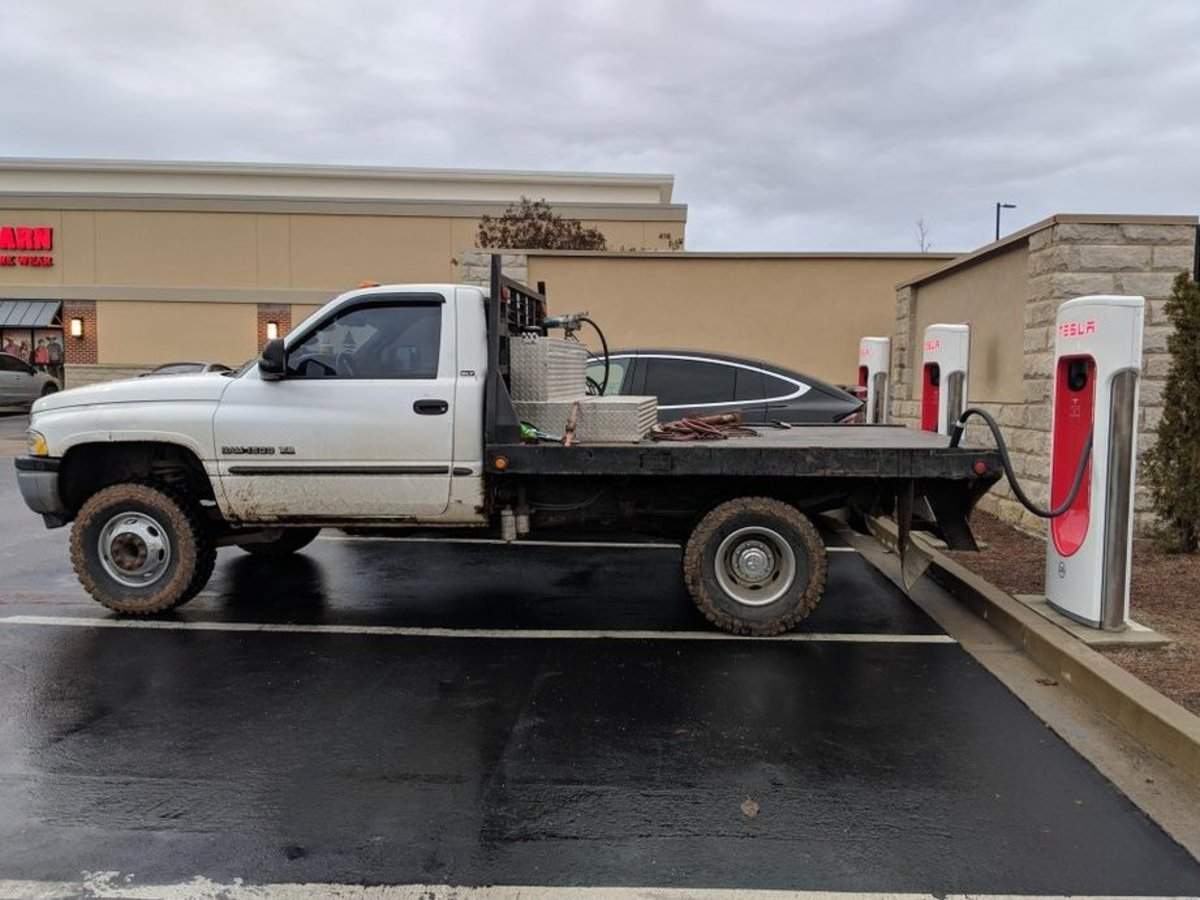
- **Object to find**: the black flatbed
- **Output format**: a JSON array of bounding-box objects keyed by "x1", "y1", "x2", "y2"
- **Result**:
[{"x1": 487, "y1": 425, "x2": 1002, "y2": 480}]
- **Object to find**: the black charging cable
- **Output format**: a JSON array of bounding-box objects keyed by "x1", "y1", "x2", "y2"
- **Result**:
[
  {"x1": 950, "y1": 406, "x2": 1092, "y2": 519},
  {"x1": 579, "y1": 315, "x2": 610, "y2": 395}
]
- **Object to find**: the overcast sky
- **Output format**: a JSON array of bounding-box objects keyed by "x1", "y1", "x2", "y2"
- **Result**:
[{"x1": 2, "y1": 1, "x2": 1197, "y2": 252}]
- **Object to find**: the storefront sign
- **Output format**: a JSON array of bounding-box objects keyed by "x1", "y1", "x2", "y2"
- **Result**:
[{"x1": 0, "y1": 226, "x2": 54, "y2": 268}]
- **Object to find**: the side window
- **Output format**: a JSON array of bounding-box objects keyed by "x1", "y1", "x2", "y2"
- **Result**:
[
  {"x1": 286, "y1": 302, "x2": 442, "y2": 379},
  {"x1": 734, "y1": 368, "x2": 765, "y2": 401},
  {"x1": 644, "y1": 358, "x2": 737, "y2": 406},
  {"x1": 764, "y1": 373, "x2": 802, "y2": 401},
  {"x1": 0, "y1": 354, "x2": 24, "y2": 373},
  {"x1": 586, "y1": 358, "x2": 629, "y2": 395}
]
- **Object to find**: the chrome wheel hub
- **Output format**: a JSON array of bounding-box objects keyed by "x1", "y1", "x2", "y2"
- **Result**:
[
  {"x1": 732, "y1": 539, "x2": 775, "y2": 582},
  {"x1": 714, "y1": 526, "x2": 797, "y2": 608},
  {"x1": 98, "y1": 512, "x2": 172, "y2": 588}
]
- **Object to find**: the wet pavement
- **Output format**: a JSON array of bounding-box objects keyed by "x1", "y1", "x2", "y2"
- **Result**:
[{"x1": 2, "y1": 460, "x2": 1200, "y2": 895}]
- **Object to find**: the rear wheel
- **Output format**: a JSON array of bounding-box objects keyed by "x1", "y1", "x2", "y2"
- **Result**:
[
  {"x1": 237, "y1": 527, "x2": 321, "y2": 558},
  {"x1": 40, "y1": 383, "x2": 58, "y2": 397},
  {"x1": 70, "y1": 483, "x2": 215, "y2": 614},
  {"x1": 683, "y1": 497, "x2": 827, "y2": 635}
]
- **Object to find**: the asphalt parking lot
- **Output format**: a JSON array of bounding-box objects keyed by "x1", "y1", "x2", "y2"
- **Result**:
[{"x1": 2, "y1": 411, "x2": 1200, "y2": 897}]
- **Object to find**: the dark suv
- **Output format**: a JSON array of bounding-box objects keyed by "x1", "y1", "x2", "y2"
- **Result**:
[{"x1": 587, "y1": 349, "x2": 862, "y2": 423}]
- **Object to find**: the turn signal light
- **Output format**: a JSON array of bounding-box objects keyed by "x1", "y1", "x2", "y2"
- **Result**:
[
  {"x1": 27, "y1": 430, "x2": 48, "y2": 457},
  {"x1": 492, "y1": 455, "x2": 509, "y2": 471}
]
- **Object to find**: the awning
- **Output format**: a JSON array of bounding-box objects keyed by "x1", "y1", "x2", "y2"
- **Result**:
[{"x1": 0, "y1": 300, "x2": 61, "y2": 328}]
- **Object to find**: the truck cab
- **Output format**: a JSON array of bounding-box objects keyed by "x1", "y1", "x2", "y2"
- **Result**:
[
  {"x1": 212, "y1": 284, "x2": 489, "y2": 524},
  {"x1": 21, "y1": 283, "x2": 492, "y2": 531}
]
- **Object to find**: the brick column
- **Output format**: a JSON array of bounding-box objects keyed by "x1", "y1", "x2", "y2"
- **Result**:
[
  {"x1": 1026, "y1": 221, "x2": 1194, "y2": 535},
  {"x1": 256, "y1": 304, "x2": 292, "y2": 349},
  {"x1": 62, "y1": 300, "x2": 97, "y2": 364},
  {"x1": 889, "y1": 286, "x2": 916, "y2": 424}
]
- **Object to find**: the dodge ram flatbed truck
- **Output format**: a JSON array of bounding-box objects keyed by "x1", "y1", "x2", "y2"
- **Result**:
[{"x1": 15, "y1": 255, "x2": 1001, "y2": 635}]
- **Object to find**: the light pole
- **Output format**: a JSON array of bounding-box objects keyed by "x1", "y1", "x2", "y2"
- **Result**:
[{"x1": 995, "y1": 202, "x2": 1016, "y2": 241}]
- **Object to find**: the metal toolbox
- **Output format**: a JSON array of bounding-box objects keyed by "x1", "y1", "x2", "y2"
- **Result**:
[
  {"x1": 509, "y1": 335, "x2": 589, "y2": 401},
  {"x1": 514, "y1": 396, "x2": 658, "y2": 443}
]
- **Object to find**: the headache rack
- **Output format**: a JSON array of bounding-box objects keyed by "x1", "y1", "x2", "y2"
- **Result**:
[{"x1": 485, "y1": 253, "x2": 549, "y2": 444}]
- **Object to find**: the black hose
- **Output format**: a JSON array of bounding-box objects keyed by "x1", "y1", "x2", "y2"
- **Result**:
[
  {"x1": 950, "y1": 406, "x2": 1092, "y2": 519},
  {"x1": 579, "y1": 315, "x2": 610, "y2": 395}
]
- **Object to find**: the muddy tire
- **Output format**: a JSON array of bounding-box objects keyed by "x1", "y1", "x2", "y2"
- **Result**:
[
  {"x1": 70, "y1": 483, "x2": 214, "y2": 615},
  {"x1": 237, "y1": 527, "x2": 321, "y2": 558},
  {"x1": 683, "y1": 497, "x2": 827, "y2": 636}
]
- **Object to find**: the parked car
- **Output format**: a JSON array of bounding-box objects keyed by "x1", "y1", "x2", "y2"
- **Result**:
[
  {"x1": 141, "y1": 361, "x2": 232, "y2": 377},
  {"x1": 586, "y1": 349, "x2": 862, "y2": 423},
  {"x1": 0, "y1": 353, "x2": 59, "y2": 407}
]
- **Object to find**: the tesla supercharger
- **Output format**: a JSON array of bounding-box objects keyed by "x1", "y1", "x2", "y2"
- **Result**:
[
  {"x1": 1045, "y1": 294, "x2": 1145, "y2": 629},
  {"x1": 857, "y1": 336, "x2": 891, "y2": 424},
  {"x1": 920, "y1": 324, "x2": 970, "y2": 434}
]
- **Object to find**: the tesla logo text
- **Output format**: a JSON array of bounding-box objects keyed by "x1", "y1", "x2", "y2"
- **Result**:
[
  {"x1": 924, "y1": 338, "x2": 941, "y2": 353},
  {"x1": 1059, "y1": 320, "x2": 1097, "y2": 339},
  {"x1": 0, "y1": 226, "x2": 54, "y2": 268}
]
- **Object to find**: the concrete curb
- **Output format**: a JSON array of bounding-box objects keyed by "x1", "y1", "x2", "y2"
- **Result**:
[{"x1": 867, "y1": 515, "x2": 1200, "y2": 783}]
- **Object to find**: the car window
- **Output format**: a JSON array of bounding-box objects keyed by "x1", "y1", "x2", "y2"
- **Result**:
[
  {"x1": 764, "y1": 372, "x2": 803, "y2": 400},
  {"x1": 643, "y1": 358, "x2": 736, "y2": 406},
  {"x1": 586, "y1": 358, "x2": 629, "y2": 395},
  {"x1": 734, "y1": 367, "x2": 765, "y2": 401},
  {"x1": 0, "y1": 354, "x2": 27, "y2": 373},
  {"x1": 287, "y1": 302, "x2": 441, "y2": 379}
]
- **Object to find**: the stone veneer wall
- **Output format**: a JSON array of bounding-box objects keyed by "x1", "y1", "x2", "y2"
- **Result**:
[
  {"x1": 892, "y1": 219, "x2": 1196, "y2": 535},
  {"x1": 456, "y1": 250, "x2": 529, "y2": 288}
]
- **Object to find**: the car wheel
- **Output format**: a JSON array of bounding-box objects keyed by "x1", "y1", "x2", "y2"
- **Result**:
[{"x1": 683, "y1": 496, "x2": 827, "y2": 635}]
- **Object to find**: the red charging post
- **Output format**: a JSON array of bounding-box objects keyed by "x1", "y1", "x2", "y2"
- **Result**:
[
  {"x1": 857, "y1": 336, "x2": 890, "y2": 424},
  {"x1": 920, "y1": 324, "x2": 969, "y2": 434},
  {"x1": 1045, "y1": 295, "x2": 1144, "y2": 629}
]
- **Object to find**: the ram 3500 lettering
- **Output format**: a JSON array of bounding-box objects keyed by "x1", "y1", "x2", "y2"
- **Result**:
[{"x1": 15, "y1": 256, "x2": 1002, "y2": 635}]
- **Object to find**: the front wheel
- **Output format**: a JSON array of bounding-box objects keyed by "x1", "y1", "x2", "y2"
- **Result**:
[
  {"x1": 237, "y1": 527, "x2": 321, "y2": 558},
  {"x1": 70, "y1": 483, "x2": 215, "y2": 614},
  {"x1": 683, "y1": 497, "x2": 827, "y2": 635}
]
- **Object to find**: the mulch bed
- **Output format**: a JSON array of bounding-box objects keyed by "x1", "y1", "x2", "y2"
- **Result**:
[{"x1": 945, "y1": 511, "x2": 1200, "y2": 716}]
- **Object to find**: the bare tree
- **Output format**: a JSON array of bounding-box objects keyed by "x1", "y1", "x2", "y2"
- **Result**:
[
  {"x1": 915, "y1": 218, "x2": 933, "y2": 253},
  {"x1": 477, "y1": 197, "x2": 607, "y2": 250}
]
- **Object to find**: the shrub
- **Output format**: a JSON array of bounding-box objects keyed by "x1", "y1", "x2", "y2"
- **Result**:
[
  {"x1": 476, "y1": 197, "x2": 607, "y2": 251},
  {"x1": 1143, "y1": 272, "x2": 1200, "y2": 552}
]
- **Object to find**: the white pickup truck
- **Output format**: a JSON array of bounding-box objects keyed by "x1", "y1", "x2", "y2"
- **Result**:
[{"x1": 15, "y1": 257, "x2": 1001, "y2": 634}]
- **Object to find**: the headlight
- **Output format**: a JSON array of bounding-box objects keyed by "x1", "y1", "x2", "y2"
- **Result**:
[{"x1": 26, "y1": 430, "x2": 49, "y2": 457}]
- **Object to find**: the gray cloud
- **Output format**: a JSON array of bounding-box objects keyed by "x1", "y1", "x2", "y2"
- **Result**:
[{"x1": 2, "y1": 0, "x2": 1197, "y2": 251}]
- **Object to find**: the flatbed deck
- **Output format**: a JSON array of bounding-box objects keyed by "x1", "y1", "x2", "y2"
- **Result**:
[{"x1": 488, "y1": 425, "x2": 1002, "y2": 480}]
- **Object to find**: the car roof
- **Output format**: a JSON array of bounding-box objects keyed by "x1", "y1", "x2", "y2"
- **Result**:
[{"x1": 587, "y1": 348, "x2": 857, "y2": 400}]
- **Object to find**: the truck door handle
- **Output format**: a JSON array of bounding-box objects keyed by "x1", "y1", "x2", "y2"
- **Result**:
[{"x1": 413, "y1": 399, "x2": 449, "y2": 415}]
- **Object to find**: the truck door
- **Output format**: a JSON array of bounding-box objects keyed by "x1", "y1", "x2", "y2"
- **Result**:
[{"x1": 213, "y1": 293, "x2": 456, "y2": 521}]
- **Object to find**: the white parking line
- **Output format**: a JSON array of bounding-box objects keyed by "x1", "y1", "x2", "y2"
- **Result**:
[
  {"x1": 0, "y1": 878, "x2": 1169, "y2": 900},
  {"x1": 319, "y1": 535, "x2": 859, "y2": 552},
  {"x1": 0, "y1": 615, "x2": 956, "y2": 644}
]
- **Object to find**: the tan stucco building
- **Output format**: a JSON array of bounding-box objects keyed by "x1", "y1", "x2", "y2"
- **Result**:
[
  {"x1": 0, "y1": 157, "x2": 954, "y2": 390},
  {"x1": 0, "y1": 158, "x2": 686, "y2": 385}
]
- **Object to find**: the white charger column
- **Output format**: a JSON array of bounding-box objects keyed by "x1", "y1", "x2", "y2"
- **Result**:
[
  {"x1": 1045, "y1": 294, "x2": 1145, "y2": 629},
  {"x1": 920, "y1": 324, "x2": 970, "y2": 434},
  {"x1": 857, "y1": 336, "x2": 891, "y2": 424}
]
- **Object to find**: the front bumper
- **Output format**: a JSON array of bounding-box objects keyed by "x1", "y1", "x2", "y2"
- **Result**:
[{"x1": 14, "y1": 457, "x2": 68, "y2": 527}]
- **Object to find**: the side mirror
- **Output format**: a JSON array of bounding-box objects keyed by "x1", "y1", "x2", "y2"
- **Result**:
[{"x1": 259, "y1": 338, "x2": 286, "y2": 381}]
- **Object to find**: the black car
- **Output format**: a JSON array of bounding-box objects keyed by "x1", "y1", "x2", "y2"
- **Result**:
[{"x1": 586, "y1": 349, "x2": 862, "y2": 424}]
